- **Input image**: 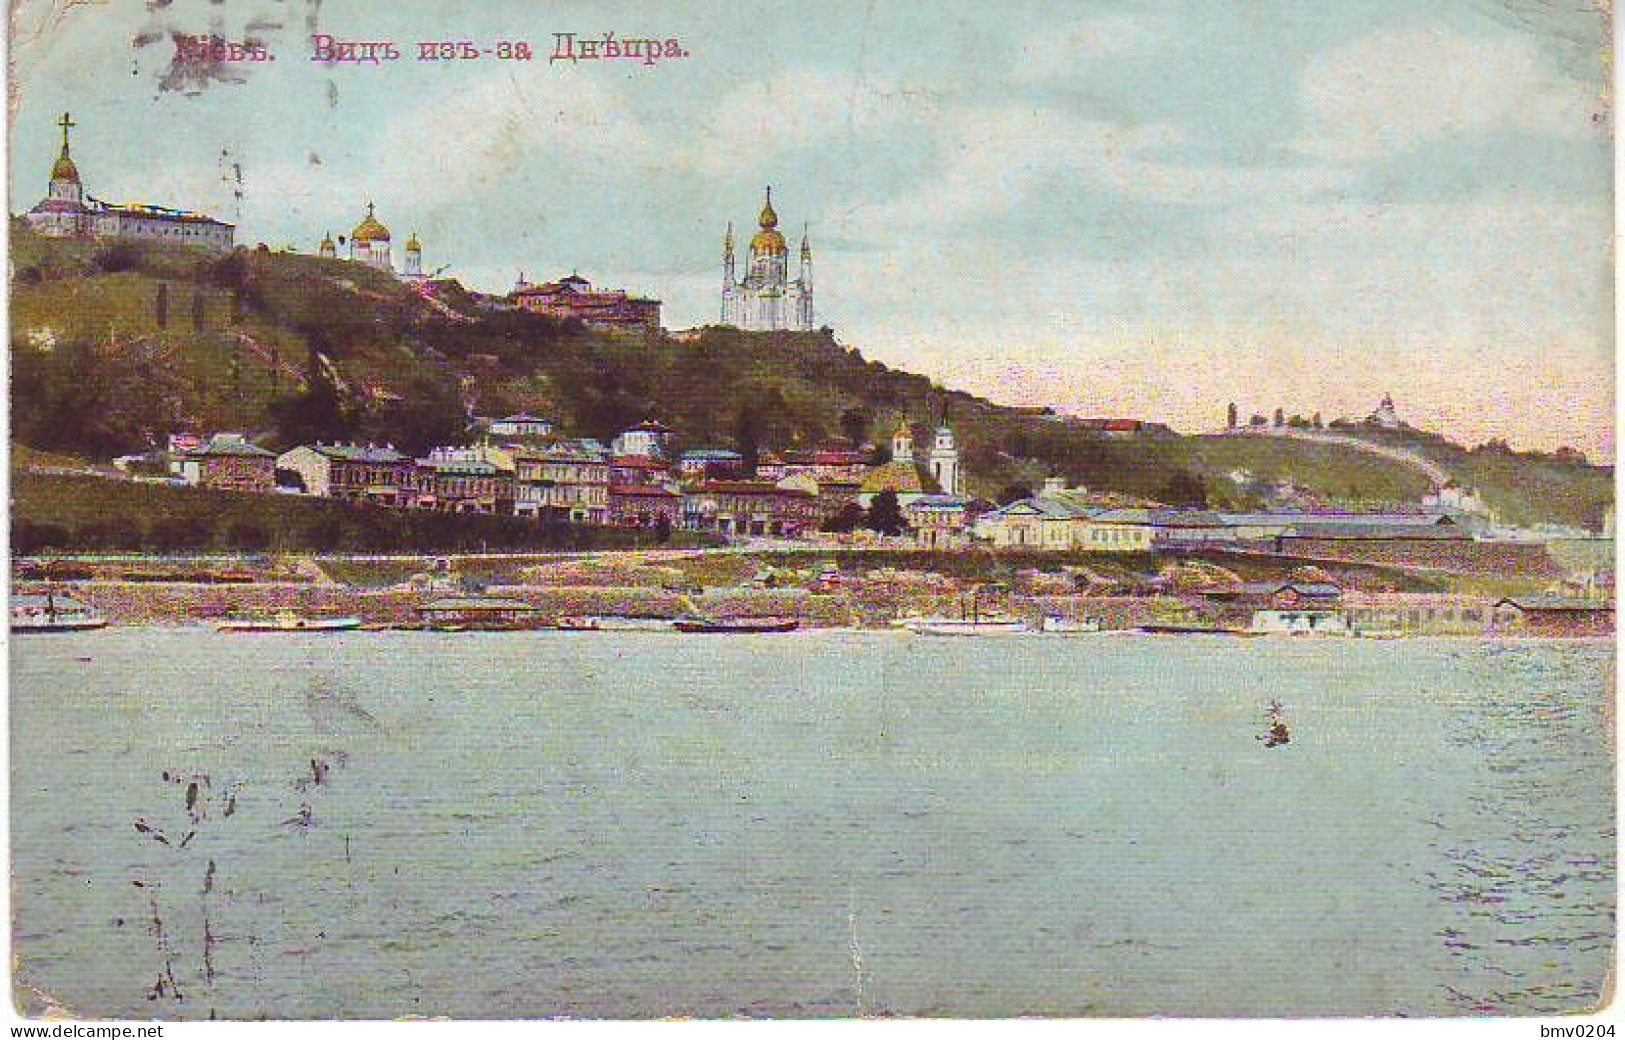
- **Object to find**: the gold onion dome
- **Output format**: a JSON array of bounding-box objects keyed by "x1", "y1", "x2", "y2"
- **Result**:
[
  {"x1": 51, "y1": 151, "x2": 80, "y2": 183},
  {"x1": 319, "y1": 231, "x2": 335, "y2": 249},
  {"x1": 352, "y1": 203, "x2": 391, "y2": 244},
  {"x1": 750, "y1": 188, "x2": 785, "y2": 254},
  {"x1": 406, "y1": 232, "x2": 421, "y2": 252}
]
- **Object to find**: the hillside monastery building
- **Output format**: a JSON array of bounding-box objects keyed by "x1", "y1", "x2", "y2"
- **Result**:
[{"x1": 25, "y1": 113, "x2": 234, "y2": 250}]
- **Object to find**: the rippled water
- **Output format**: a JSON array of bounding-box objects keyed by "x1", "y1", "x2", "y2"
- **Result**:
[{"x1": 10, "y1": 630, "x2": 1614, "y2": 1018}]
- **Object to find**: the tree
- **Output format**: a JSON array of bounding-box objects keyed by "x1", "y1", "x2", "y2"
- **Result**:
[
  {"x1": 839, "y1": 406, "x2": 870, "y2": 446},
  {"x1": 191, "y1": 290, "x2": 206, "y2": 332},
  {"x1": 355, "y1": 372, "x2": 466, "y2": 455},
  {"x1": 865, "y1": 490, "x2": 907, "y2": 535},
  {"x1": 1312, "y1": 412, "x2": 1323, "y2": 429},
  {"x1": 1227, "y1": 402, "x2": 1238, "y2": 428},
  {"x1": 270, "y1": 339, "x2": 353, "y2": 445},
  {"x1": 733, "y1": 402, "x2": 761, "y2": 471},
  {"x1": 996, "y1": 483, "x2": 1032, "y2": 505},
  {"x1": 822, "y1": 502, "x2": 866, "y2": 533},
  {"x1": 155, "y1": 283, "x2": 169, "y2": 329},
  {"x1": 1155, "y1": 471, "x2": 1208, "y2": 508},
  {"x1": 1273, "y1": 407, "x2": 1285, "y2": 427}
]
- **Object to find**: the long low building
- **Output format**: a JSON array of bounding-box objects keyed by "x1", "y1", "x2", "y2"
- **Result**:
[{"x1": 976, "y1": 489, "x2": 1477, "y2": 554}]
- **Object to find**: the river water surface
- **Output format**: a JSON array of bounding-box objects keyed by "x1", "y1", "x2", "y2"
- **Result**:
[{"x1": 10, "y1": 629, "x2": 1615, "y2": 1018}]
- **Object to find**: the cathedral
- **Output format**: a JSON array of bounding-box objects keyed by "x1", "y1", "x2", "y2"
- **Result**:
[
  {"x1": 720, "y1": 187, "x2": 814, "y2": 331},
  {"x1": 24, "y1": 112, "x2": 234, "y2": 250},
  {"x1": 318, "y1": 202, "x2": 426, "y2": 280}
]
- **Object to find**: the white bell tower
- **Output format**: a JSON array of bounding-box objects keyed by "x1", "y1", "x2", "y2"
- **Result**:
[{"x1": 928, "y1": 424, "x2": 961, "y2": 496}]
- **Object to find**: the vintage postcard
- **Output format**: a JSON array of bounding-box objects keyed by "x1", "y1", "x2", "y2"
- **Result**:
[{"x1": 6, "y1": 0, "x2": 1616, "y2": 1025}]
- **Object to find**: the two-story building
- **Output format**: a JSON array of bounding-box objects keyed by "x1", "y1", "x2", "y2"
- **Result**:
[
  {"x1": 514, "y1": 440, "x2": 610, "y2": 524},
  {"x1": 683, "y1": 480, "x2": 820, "y2": 537},
  {"x1": 904, "y1": 495, "x2": 975, "y2": 550},
  {"x1": 488, "y1": 413, "x2": 555, "y2": 439},
  {"x1": 677, "y1": 449, "x2": 748, "y2": 481},
  {"x1": 609, "y1": 454, "x2": 673, "y2": 487},
  {"x1": 406, "y1": 453, "x2": 514, "y2": 514},
  {"x1": 176, "y1": 433, "x2": 276, "y2": 493},
  {"x1": 609, "y1": 484, "x2": 683, "y2": 528},
  {"x1": 277, "y1": 443, "x2": 412, "y2": 504}
]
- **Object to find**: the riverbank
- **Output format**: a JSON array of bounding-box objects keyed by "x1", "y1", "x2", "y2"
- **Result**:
[{"x1": 14, "y1": 578, "x2": 1612, "y2": 638}]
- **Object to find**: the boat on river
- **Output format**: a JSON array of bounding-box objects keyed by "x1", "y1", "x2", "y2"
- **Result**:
[
  {"x1": 215, "y1": 613, "x2": 361, "y2": 633},
  {"x1": 914, "y1": 617, "x2": 1032, "y2": 636},
  {"x1": 1041, "y1": 615, "x2": 1102, "y2": 634},
  {"x1": 672, "y1": 616, "x2": 800, "y2": 634},
  {"x1": 11, "y1": 593, "x2": 108, "y2": 633},
  {"x1": 417, "y1": 596, "x2": 543, "y2": 631},
  {"x1": 554, "y1": 615, "x2": 603, "y2": 631}
]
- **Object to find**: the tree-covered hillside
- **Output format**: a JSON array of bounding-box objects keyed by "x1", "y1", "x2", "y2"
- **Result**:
[{"x1": 9, "y1": 225, "x2": 1612, "y2": 528}]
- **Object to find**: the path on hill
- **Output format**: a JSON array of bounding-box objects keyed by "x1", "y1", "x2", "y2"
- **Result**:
[{"x1": 1210, "y1": 428, "x2": 1452, "y2": 488}]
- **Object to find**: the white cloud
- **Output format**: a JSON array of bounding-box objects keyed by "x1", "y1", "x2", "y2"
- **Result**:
[
  {"x1": 1012, "y1": 12, "x2": 1163, "y2": 82},
  {"x1": 1301, "y1": 25, "x2": 1600, "y2": 161},
  {"x1": 697, "y1": 67, "x2": 925, "y2": 172}
]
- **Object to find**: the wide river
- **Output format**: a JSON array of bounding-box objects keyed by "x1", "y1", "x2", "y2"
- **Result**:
[{"x1": 10, "y1": 629, "x2": 1615, "y2": 1019}]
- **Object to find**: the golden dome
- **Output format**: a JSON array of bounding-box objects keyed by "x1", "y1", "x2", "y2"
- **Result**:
[
  {"x1": 51, "y1": 153, "x2": 79, "y2": 183},
  {"x1": 352, "y1": 202, "x2": 390, "y2": 244},
  {"x1": 406, "y1": 232, "x2": 421, "y2": 252},
  {"x1": 319, "y1": 231, "x2": 335, "y2": 250},
  {"x1": 749, "y1": 186, "x2": 785, "y2": 254},
  {"x1": 750, "y1": 227, "x2": 786, "y2": 254}
]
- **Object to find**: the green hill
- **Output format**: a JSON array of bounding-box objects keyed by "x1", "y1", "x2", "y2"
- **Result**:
[{"x1": 9, "y1": 224, "x2": 1612, "y2": 529}]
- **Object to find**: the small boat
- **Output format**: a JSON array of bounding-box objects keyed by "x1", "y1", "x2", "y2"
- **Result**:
[
  {"x1": 1041, "y1": 614, "x2": 1102, "y2": 634},
  {"x1": 554, "y1": 615, "x2": 603, "y2": 631},
  {"x1": 587, "y1": 615, "x2": 680, "y2": 632},
  {"x1": 914, "y1": 618, "x2": 1032, "y2": 636},
  {"x1": 889, "y1": 614, "x2": 959, "y2": 631},
  {"x1": 11, "y1": 593, "x2": 108, "y2": 633},
  {"x1": 672, "y1": 616, "x2": 800, "y2": 634},
  {"x1": 215, "y1": 613, "x2": 362, "y2": 633},
  {"x1": 417, "y1": 596, "x2": 543, "y2": 631}
]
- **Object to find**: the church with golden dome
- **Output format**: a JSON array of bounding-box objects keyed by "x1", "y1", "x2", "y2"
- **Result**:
[
  {"x1": 721, "y1": 187, "x2": 814, "y2": 331},
  {"x1": 24, "y1": 112, "x2": 233, "y2": 250},
  {"x1": 318, "y1": 202, "x2": 426, "y2": 280}
]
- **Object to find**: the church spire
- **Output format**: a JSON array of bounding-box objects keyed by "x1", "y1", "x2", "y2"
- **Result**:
[
  {"x1": 49, "y1": 111, "x2": 82, "y2": 187},
  {"x1": 758, "y1": 186, "x2": 778, "y2": 228}
]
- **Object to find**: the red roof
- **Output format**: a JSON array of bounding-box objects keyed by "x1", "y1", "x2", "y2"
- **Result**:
[
  {"x1": 610, "y1": 484, "x2": 679, "y2": 497},
  {"x1": 699, "y1": 481, "x2": 814, "y2": 498},
  {"x1": 1103, "y1": 419, "x2": 1141, "y2": 432},
  {"x1": 612, "y1": 455, "x2": 669, "y2": 469}
]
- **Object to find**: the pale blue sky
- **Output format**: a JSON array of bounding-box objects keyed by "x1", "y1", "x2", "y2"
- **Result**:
[{"x1": 9, "y1": 0, "x2": 1614, "y2": 456}]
